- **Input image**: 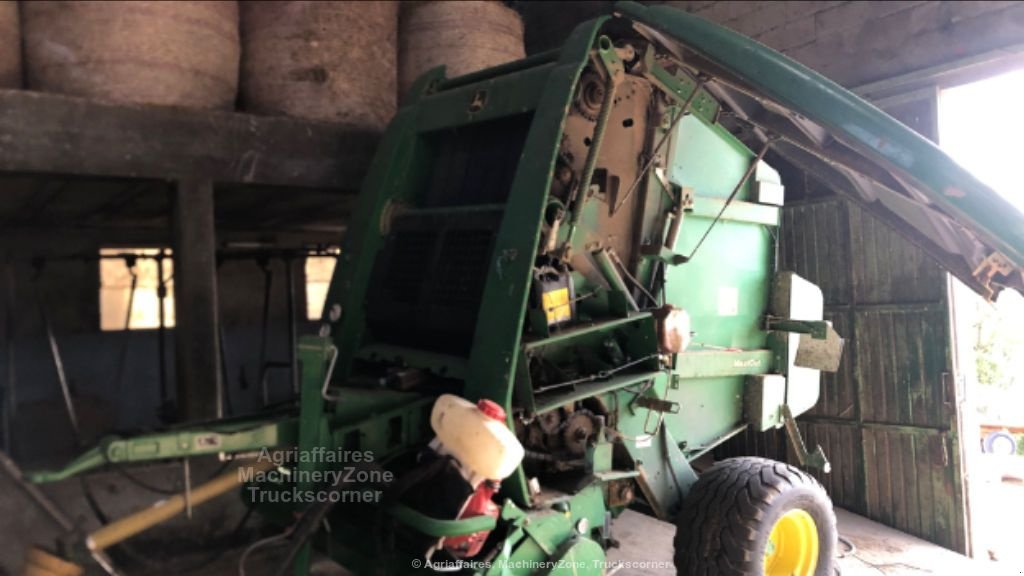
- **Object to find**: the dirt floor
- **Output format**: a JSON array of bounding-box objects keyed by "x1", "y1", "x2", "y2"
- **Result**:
[
  {"x1": 831, "y1": 509, "x2": 1005, "y2": 576},
  {"x1": 133, "y1": 507, "x2": 1015, "y2": 575},
  {"x1": 12, "y1": 488, "x2": 1014, "y2": 575},
  {"x1": 606, "y1": 508, "x2": 1004, "y2": 576}
]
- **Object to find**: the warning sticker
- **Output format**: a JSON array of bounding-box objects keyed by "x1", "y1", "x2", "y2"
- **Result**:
[{"x1": 542, "y1": 287, "x2": 572, "y2": 325}]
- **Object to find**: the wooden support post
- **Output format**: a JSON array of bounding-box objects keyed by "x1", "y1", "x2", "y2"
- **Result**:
[{"x1": 173, "y1": 180, "x2": 222, "y2": 422}]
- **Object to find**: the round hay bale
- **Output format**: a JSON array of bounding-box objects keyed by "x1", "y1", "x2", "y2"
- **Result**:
[
  {"x1": 0, "y1": 1, "x2": 20, "y2": 88},
  {"x1": 22, "y1": 1, "x2": 239, "y2": 109},
  {"x1": 240, "y1": 1, "x2": 397, "y2": 131},
  {"x1": 399, "y1": 1, "x2": 525, "y2": 100}
]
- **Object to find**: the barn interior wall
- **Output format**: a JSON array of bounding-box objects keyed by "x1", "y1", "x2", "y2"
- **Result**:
[
  {"x1": 0, "y1": 229, "x2": 323, "y2": 467},
  {"x1": 778, "y1": 172, "x2": 964, "y2": 551}
]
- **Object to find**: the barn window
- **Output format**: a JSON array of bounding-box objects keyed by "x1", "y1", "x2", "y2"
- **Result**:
[
  {"x1": 305, "y1": 254, "x2": 339, "y2": 321},
  {"x1": 99, "y1": 248, "x2": 175, "y2": 330}
]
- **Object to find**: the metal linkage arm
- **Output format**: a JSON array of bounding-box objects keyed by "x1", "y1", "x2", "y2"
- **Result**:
[{"x1": 28, "y1": 417, "x2": 299, "y2": 483}]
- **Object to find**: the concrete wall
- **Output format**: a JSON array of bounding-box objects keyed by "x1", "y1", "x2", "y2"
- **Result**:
[{"x1": 521, "y1": 1, "x2": 1024, "y2": 87}]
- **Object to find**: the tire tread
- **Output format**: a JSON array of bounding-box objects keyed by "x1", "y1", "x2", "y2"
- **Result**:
[{"x1": 673, "y1": 457, "x2": 836, "y2": 575}]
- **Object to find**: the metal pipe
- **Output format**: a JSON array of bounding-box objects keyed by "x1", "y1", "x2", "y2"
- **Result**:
[
  {"x1": 258, "y1": 264, "x2": 273, "y2": 406},
  {"x1": 36, "y1": 284, "x2": 80, "y2": 442},
  {"x1": 606, "y1": 247, "x2": 657, "y2": 306},
  {"x1": 592, "y1": 248, "x2": 639, "y2": 312},
  {"x1": 156, "y1": 250, "x2": 168, "y2": 409},
  {"x1": 8, "y1": 459, "x2": 127, "y2": 573},
  {"x1": 436, "y1": 48, "x2": 559, "y2": 91},
  {"x1": 3, "y1": 260, "x2": 15, "y2": 453},
  {"x1": 218, "y1": 315, "x2": 233, "y2": 417},
  {"x1": 0, "y1": 450, "x2": 73, "y2": 532},
  {"x1": 86, "y1": 459, "x2": 276, "y2": 552},
  {"x1": 214, "y1": 259, "x2": 230, "y2": 419},
  {"x1": 183, "y1": 458, "x2": 192, "y2": 519},
  {"x1": 614, "y1": 76, "x2": 707, "y2": 215},
  {"x1": 664, "y1": 202, "x2": 683, "y2": 250},
  {"x1": 112, "y1": 265, "x2": 138, "y2": 394},
  {"x1": 19, "y1": 247, "x2": 336, "y2": 264},
  {"x1": 286, "y1": 258, "x2": 298, "y2": 397},
  {"x1": 686, "y1": 140, "x2": 771, "y2": 261},
  {"x1": 215, "y1": 248, "x2": 338, "y2": 261},
  {"x1": 124, "y1": 267, "x2": 137, "y2": 330},
  {"x1": 649, "y1": 260, "x2": 666, "y2": 306}
]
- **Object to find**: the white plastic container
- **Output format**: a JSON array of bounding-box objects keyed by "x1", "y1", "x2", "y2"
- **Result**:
[{"x1": 430, "y1": 394, "x2": 524, "y2": 483}]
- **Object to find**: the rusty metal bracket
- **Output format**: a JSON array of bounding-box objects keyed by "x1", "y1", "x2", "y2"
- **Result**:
[
  {"x1": 972, "y1": 251, "x2": 1015, "y2": 300},
  {"x1": 634, "y1": 396, "x2": 680, "y2": 414},
  {"x1": 781, "y1": 404, "x2": 830, "y2": 473}
]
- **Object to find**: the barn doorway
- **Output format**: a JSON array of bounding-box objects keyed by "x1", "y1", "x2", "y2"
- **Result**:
[{"x1": 940, "y1": 68, "x2": 1024, "y2": 567}]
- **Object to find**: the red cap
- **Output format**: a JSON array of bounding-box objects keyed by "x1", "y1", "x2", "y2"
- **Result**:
[{"x1": 477, "y1": 399, "x2": 506, "y2": 421}]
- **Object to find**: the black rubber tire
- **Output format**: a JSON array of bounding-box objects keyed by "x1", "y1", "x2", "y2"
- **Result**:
[{"x1": 673, "y1": 457, "x2": 837, "y2": 575}]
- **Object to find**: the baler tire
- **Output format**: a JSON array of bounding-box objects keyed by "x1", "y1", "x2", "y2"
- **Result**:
[{"x1": 673, "y1": 456, "x2": 837, "y2": 576}]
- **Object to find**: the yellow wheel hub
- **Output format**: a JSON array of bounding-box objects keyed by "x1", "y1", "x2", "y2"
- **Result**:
[{"x1": 764, "y1": 509, "x2": 819, "y2": 576}]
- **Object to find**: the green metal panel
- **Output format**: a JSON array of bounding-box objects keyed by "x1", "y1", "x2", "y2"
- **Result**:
[
  {"x1": 689, "y1": 196, "x2": 780, "y2": 226},
  {"x1": 460, "y1": 20, "x2": 610, "y2": 400},
  {"x1": 655, "y1": 114, "x2": 781, "y2": 459},
  {"x1": 461, "y1": 20, "x2": 612, "y2": 507},
  {"x1": 415, "y1": 63, "x2": 554, "y2": 131},
  {"x1": 670, "y1": 116, "x2": 756, "y2": 202},
  {"x1": 668, "y1": 215, "x2": 772, "y2": 348},
  {"x1": 388, "y1": 504, "x2": 498, "y2": 537},
  {"x1": 322, "y1": 106, "x2": 425, "y2": 389},
  {"x1": 675, "y1": 350, "x2": 773, "y2": 379}
]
